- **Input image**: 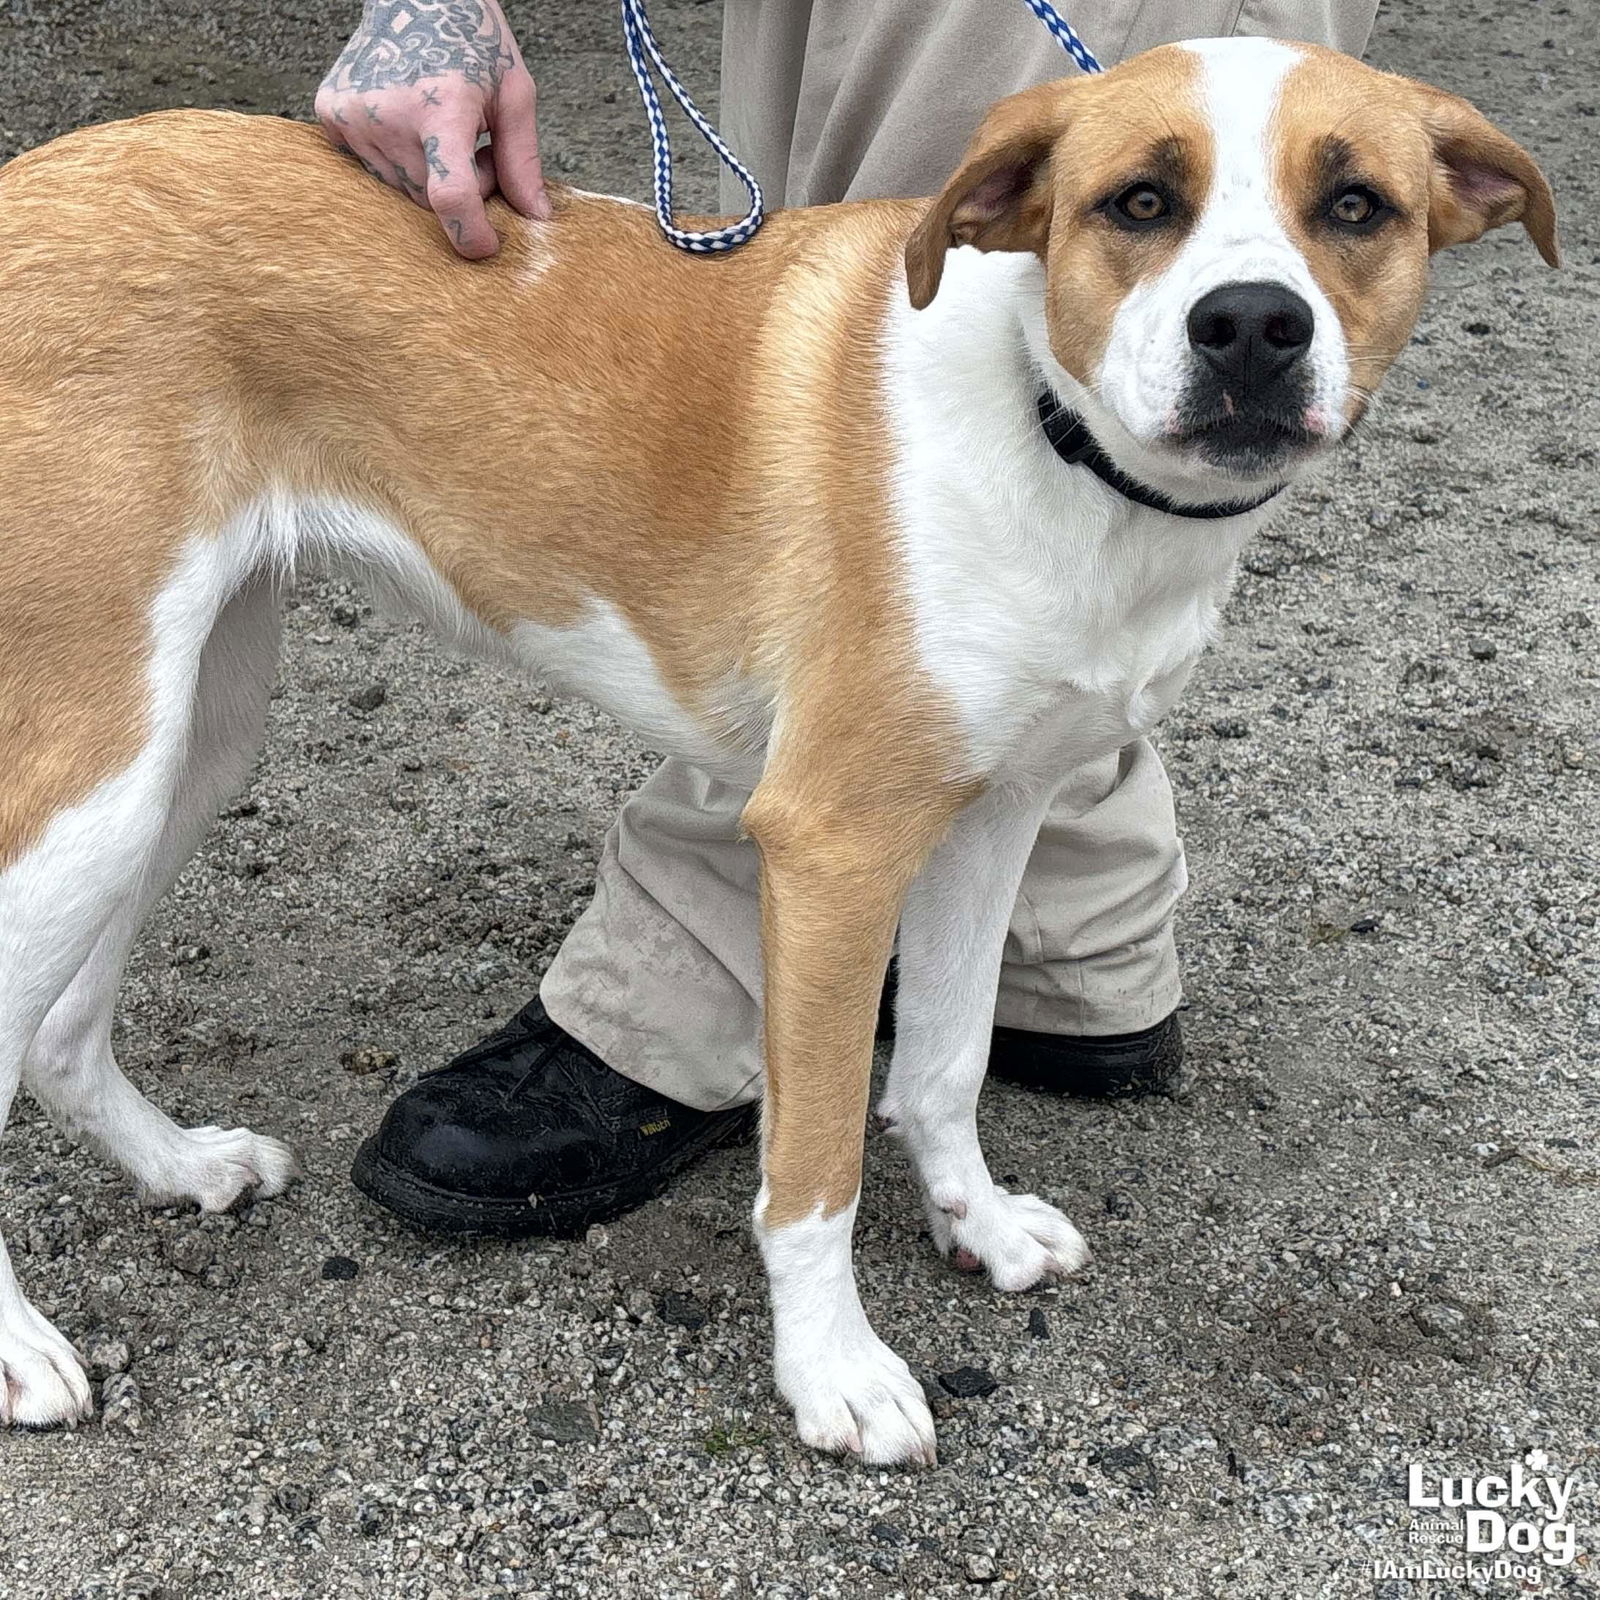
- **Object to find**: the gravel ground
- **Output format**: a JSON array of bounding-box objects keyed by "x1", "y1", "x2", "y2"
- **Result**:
[{"x1": 1, "y1": 2, "x2": 1597, "y2": 1597}]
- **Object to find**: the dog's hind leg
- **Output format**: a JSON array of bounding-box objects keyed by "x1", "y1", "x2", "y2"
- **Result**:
[
  {"x1": 0, "y1": 535, "x2": 276, "y2": 1427},
  {"x1": 22, "y1": 575, "x2": 296, "y2": 1211},
  {"x1": 0, "y1": 714, "x2": 179, "y2": 1428}
]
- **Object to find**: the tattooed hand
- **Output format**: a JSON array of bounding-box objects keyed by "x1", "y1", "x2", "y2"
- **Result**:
[{"x1": 317, "y1": 1, "x2": 550, "y2": 259}]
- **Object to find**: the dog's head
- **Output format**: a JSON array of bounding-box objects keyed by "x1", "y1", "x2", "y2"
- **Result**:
[{"x1": 904, "y1": 39, "x2": 1558, "y2": 490}]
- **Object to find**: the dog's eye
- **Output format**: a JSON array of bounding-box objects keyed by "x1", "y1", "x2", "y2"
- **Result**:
[
  {"x1": 1328, "y1": 185, "x2": 1385, "y2": 228},
  {"x1": 1109, "y1": 184, "x2": 1171, "y2": 227}
]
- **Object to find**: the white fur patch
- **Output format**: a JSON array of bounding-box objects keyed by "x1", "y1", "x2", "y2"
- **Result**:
[
  {"x1": 293, "y1": 499, "x2": 767, "y2": 784},
  {"x1": 264, "y1": 497, "x2": 768, "y2": 783},
  {"x1": 512, "y1": 603, "x2": 767, "y2": 787},
  {"x1": 754, "y1": 1193, "x2": 937, "y2": 1465}
]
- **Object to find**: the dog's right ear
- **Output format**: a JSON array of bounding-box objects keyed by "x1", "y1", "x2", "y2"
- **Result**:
[{"x1": 904, "y1": 83, "x2": 1071, "y2": 311}]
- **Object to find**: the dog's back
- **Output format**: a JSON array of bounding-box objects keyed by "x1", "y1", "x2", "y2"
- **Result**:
[{"x1": 0, "y1": 111, "x2": 932, "y2": 870}]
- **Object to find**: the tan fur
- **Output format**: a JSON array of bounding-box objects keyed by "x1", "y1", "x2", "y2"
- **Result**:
[
  {"x1": 1271, "y1": 46, "x2": 1559, "y2": 422},
  {"x1": 905, "y1": 45, "x2": 1212, "y2": 385},
  {"x1": 0, "y1": 116, "x2": 944, "y2": 860}
]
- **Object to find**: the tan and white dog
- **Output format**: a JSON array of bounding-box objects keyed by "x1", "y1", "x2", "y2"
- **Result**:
[{"x1": 0, "y1": 39, "x2": 1556, "y2": 1458}]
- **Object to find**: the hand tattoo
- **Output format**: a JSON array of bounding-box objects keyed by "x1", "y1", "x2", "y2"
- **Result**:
[
  {"x1": 422, "y1": 136, "x2": 450, "y2": 181},
  {"x1": 323, "y1": 2, "x2": 515, "y2": 94}
]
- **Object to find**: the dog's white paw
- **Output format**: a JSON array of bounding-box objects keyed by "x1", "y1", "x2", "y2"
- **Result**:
[
  {"x1": 778, "y1": 1330, "x2": 938, "y2": 1466},
  {"x1": 135, "y1": 1125, "x2": 298, "y2": 1212},
  {"x1": 928, "y1": 1186, "x2": 1090, "y2": 1291},
  {"x1": 0, "y1": 1300, "x2": 93, "y2": 1430}
]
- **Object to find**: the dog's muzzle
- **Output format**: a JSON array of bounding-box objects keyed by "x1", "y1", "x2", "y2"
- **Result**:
[{"x1": 1175, "y1": 280, "x2": 1319, "y2": 474}]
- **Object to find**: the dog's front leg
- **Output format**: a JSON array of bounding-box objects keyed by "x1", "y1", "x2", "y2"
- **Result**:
[
  {"x1": 879, "y1": 781, "x2": 1091, "y2": 1288},
  {"x1": 742, "y1": 780, "x2": 958, "y2": 1466}
]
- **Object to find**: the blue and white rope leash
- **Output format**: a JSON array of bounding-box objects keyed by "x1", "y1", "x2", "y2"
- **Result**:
[
  {"x1": 1016, "y1": 0, "x2": 1104, "y2": 74},
  {"x1": 622, "y1": 0, "x2": 1102, "y2": 256},
  {"x1": 619, "y1": 0, "x2": 764, "y2": 253}
]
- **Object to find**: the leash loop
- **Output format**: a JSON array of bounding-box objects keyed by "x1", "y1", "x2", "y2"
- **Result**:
[
  {"x1": 619, "y1": 0, "x2": 764, "y2": 253},
  {"x1": 620, "y1": 0, "x2": 1101, "y2": 255}
]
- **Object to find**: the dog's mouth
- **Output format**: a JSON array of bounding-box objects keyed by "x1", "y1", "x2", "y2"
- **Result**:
[{"x1": 1169, "y1": 405, "x2": 1323, "y2": 478}]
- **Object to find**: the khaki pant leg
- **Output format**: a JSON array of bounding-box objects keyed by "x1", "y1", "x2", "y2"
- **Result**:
[
  {"x1": 542, "y1": 760, "x2": 765, "y2": 1113},
  {"x1": 996, "y1": 741, "x2": 1185, "y2": 1036},
  {"x1": 718, "y1": 0, "x2": 1375, "y2": 212}
]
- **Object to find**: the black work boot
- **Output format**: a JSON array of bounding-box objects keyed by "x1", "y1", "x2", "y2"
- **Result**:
[
  {"x1": 351, "y1": 999, "x2": 756, "y2": 1238},
  {"x1": 987, "y1": 1011, "x2": 1183, "y2": 1097},
  {"x1": 875, "y1": 962, "x2": 1182, "y2": 1098}
]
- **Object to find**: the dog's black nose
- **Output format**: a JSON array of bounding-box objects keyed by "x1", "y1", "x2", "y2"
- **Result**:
[{"x1": 1187, "y1": 282, "x2": 1314, "y2": 390}]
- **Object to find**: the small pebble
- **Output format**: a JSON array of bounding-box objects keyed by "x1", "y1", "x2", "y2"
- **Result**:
[
  {"x1": 348, "y1": 682, "x2": 387, "y2": 712},
  {"x1": 1467, "y1": 637, "x2": 1497, "y2": 661},
  {"x1": 320, "y1": 1255, "x2": 360, "y2": 1281},
  {"x1": 168, "y1": 1233, "x2": 215, "y2": 1276},
  {"x1": 83, "y1": 1332, "x2": 131, "y2": 1380},
  {"x1": 1098, "y1": 1443, "x2": 1159, "y2": 1493},
  {"x1": 274, "y1": 1483, "x2": 313, "y2": 1516},
  {"x1": 939, "y1": 1366, "x2": 998, "y2": 1398},
  {"x1": 655, "y1": 1291, "x2": 707, "y2": 1331},
  {"x1": 340, "y1": 1046, "x2": 397, "y2": 1076},
  {"x1": 527, "y1": 1400, "x2": 600, "y2": 1444},
  {"x1": 102, "y1": 1372, "x2": 142, "y2": 1434},
  {"x1": 1414, "y1": 1302, "x2": 1468, "y2": 1338}
]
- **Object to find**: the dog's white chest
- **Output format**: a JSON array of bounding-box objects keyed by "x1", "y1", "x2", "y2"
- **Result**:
[
  {"x1": 881, "y1": 252, "x2": 1251, "y2": 783},
  {"x1": 909, "y1": 531, "x2": 1224, "y2": 784}
]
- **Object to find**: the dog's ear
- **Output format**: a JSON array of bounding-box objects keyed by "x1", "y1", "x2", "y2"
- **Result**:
[
  {"x1": 904, "y1": 83, "x2": 1072, "y2": 310},
  {"x1": 1416, "y1": 87, "x2": 1559, "y2": 266}
]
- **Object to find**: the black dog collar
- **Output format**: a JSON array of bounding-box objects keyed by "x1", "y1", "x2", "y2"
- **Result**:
[{"x1": 1035, "y1": 393, "x2": 1284, "y2": 521}]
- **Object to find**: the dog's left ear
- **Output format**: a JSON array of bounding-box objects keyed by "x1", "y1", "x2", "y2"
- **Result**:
[
  {"x1": 904, "y1": 83, "x2": 1072, "y2": 310},
  {"x1": 1418, "y1": 88, "x2": 1560, "y2": 267}
]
